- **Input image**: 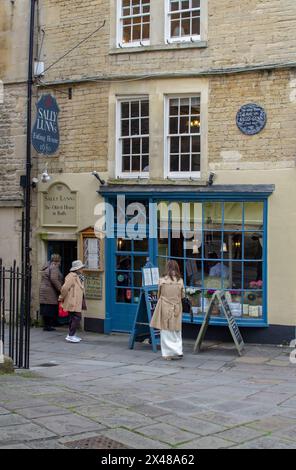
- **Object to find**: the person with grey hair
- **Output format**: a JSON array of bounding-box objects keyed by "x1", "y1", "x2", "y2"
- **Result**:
[
  {"x1": 59, "y1": 260, "x2": 87, "y2": 343},
  {"x1": 39, "y1": 253, "x2": 63, "y2": 331}
]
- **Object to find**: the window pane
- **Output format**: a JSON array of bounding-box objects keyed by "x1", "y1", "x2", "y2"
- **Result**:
[
  {"x1": 142, "y1": 137, "x2": 149, "y2": 153},
  {"x1": 121, "y1": 120, "x2": 129, "y2": 136},
  {"x1": 122, "y1": 139, "x2": 130, "y2": 155},
  {"x1": 244, "y1": 232, "x2": 263, "y2": 260},
  {"x1": 171, "y1": 136, "x2": 179, "y2": 153},
  {"x1": 180, "y1": 116, "x2": 189, "y2": 133},
  {"x1": 204, "y1": 202, "x2": 223, "y2": 229},
  {"x1": 132, "y1": 24, "x2": 141, "y2": 40},
  {"x1": 181, "y1": 18, "x2": 190, "y2": 36},
  {"x1": 134, "y1": 238, "x2": 148, "y2": 251},
  {"x1": 192, "y1": 136, "x2": 200, "y2": 152},
  {"x1": 222, "y1": 232, "x2": 243, "y2": 260},
  {"x1": 141, "y1": 118, "x2": 149, "y2": 134},
  {"x1": 132, "y1": 138, "x2": 140, "y2": 154},
  {"x1": 116, "y1": 288, "x2": 132, "y2": 303},
  {"x1": 204, "y1": 231, "x2": 222, "y2": 259},
  {"x1": 141, "y1": 100, "x2": 149, "y2": 117},
  {"x1": 133, "y1": 272, "x2": 143, "y2": 287},
  {"x1": 244, "y1": 262, "x2": 263, "y2": 287},
  {"x1": 243, "y1": 291, "x2": 263, "y2": 317},
  {"x1": 180, "y1": 154, "x2": 190, "y2": 172},
  {"x1": 131, "y1": 101, "x2": 139, "y2": 117},
  {"x1": 117, "y1": 238, "x2": 131, "y2": 251},
  {"x1": 132, "y1": 156, "x2": 141, "y2": 171},
  {"x1": 134, "y1": 256, "x2": 147, "y2": 270},
  {"x1": 123, "y1": 27, "x2": 131, "y2": 43},
  {"x1": 192, "y1": 16, "x2": 200, "y2": 35},
  {"x1": 244, "y1": 202, "x2": 264, "y2": 228},
  {"x1": 180, "y1": 98, "x2": 190, "y2": 115},
  {"x1": 170, "y1": 154, "x2": 179, "y2": 172},
  {"x1": 170, "y1": 99, "x2": 179, "y2": 116},
  {"x1": 116, "y1": 255, "x2": 132, "y2": 269},
  {"x1": 121, "y1": 102, "x2": 129, "y2": 119},
  {"x1": 224, "y1": 202, "x2": 243, "y2": 230},
  {"x1": 170, "y1": 0, "x2": 179, "y2": 12},
  {"x1": 170, "y1": 117, "x2": 178, "y2": 134},
  {"x1": 122, "y1": 155, "x2": 130, "y2": 172},
  {"x1": 191, "y1": 154, "x2": 200, "y2": 171},
  {"x1": 131, "y1": 119, "x2": 139, "y2": 135},
  {"x1": 142, "y1": 155, "x2": 149, "y2": 171},
  {"x1": 181, "y1": 136, "x2": 190, "y2": 153},
  {"x1": 142, "y1": 22, "x2": 150, "y2": 39}
]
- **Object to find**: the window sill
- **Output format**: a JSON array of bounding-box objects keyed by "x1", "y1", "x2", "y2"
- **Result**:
[{"x1": 110, "y1": 41, "x2": 208, "y2": 55}]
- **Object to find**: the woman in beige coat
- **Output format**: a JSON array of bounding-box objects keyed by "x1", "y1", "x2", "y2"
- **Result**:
[
  {"x1": 150, "y1": 260, "x2": 185, "y2": 360},
  {"x1": 59, "y1": 260, "x2": 87, "y2": 343}
]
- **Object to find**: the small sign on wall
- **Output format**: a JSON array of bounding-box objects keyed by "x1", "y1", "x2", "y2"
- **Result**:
[
  {"x1": 236, "y1": 103, "x2": 267, "y2": 135},
  {"x1": 41, "y1": 183, "x2": 77, "y2": 227},
  {"x1": 85, "y1": 273, "x2": 102, "y2": 300}
]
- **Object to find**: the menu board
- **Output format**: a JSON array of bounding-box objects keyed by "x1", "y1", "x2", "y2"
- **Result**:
[
  {"x1": 194, "y1": 290, "x2": 244, "y2": 356},
  {"x1": 142, "y1": 267, "x2": 159, "y2": 287}
]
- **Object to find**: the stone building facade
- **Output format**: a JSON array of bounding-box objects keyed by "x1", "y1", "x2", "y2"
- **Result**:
[{"x1": 2, "y1": 0, "x2": 296, "y2": 343}]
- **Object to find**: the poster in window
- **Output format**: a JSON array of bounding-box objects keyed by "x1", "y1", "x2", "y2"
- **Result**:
[{"x1": 83, "y1": 237, "x2": 102, "y2": 270}]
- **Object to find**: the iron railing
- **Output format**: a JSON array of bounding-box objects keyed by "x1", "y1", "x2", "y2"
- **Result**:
[{"x1": 0, "y1": 259, "x2": 31, "y2": 369}]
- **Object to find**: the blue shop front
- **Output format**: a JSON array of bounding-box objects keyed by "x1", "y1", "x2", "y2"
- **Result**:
[{"x1": 99, "y1": 184, "x2": 275, "y2": 342}]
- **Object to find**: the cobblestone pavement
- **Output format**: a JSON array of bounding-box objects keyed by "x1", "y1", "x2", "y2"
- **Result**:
[{"x1": 1, "y1": 328, "x2": 296, "y2": 449}]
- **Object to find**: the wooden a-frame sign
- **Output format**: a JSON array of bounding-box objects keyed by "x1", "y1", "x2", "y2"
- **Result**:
[
  {"x1": 194, "y1": 290, "x2": 245, "y2": 356},
  {"x1": 128, "y1": 286, "x2": 160, "y2": 353}
]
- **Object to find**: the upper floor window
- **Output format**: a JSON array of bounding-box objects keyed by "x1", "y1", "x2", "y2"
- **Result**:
[
  {"x1": 117, "y1": 98, "x2": 149, "y2": 178},
  {"x1": 118, "y1": 0, "x2": 150, "y2": 47},
  {"x1": 167, "y1": 0, "x2": 201, "y2": 42},
  {"x1": 165, "y1": 96, "x2": 201, "y2": 178}
]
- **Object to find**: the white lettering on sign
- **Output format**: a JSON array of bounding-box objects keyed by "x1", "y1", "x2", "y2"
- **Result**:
[{"x1": 37, "y1": 107, "x2": 58, "y2": 133}]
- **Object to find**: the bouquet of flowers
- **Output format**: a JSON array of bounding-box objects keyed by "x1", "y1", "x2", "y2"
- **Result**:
[{"x1": 249, "y1": 280, "x2": 263, "y2": 289}]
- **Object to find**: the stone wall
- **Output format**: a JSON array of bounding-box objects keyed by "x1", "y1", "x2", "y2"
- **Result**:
[
  {"x1": 40, "y1": 0, "x2": 296, "y2": 82},
  {"x1": 0, "y1": 83, "x2": 26, "y2": 202}
]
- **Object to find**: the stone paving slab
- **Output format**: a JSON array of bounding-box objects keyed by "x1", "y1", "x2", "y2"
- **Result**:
[
  {"x1": 16, "y1": 405, "x2": 72, "y2": 419},
  {"x1": 177, "y1": 436, "x2": 233, "y2": 449},
  {"x1": 246, "y1": 415, "x2": 296, "y2": 432},
  {"x1": 232, "y1": 436, "x2": 296, "y2": 449},
  {"x1": 32, "y1": 414, "x2": 106, "y2": 436},
  {"x1": 0, "y1": 414, "x2": 31, "y2": 427},
  {"x1": 0, "y1": 423, "x2": 56, "y2": 444},
  {"x1": 214, "y1": 425, "x2": 267, "y2": 443},
  {"x1": 103, "y1": 428, "x2": 171, "y2": 449},
  {"x1": 138, "y1": 422, "x2": 194, "y2": 445},
  {"x1": 156, "y1": 414, "x2": 226, "y2": 436}
]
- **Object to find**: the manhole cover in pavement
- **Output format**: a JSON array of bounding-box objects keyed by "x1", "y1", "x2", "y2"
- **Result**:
[{"x1": 64, "y1": 436, "x2": 129, "y2": 449}]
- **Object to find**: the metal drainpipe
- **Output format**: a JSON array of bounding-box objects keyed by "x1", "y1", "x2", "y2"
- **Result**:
[{"x1": 23, "y1": 0, "x2": 36, "y2": 368}]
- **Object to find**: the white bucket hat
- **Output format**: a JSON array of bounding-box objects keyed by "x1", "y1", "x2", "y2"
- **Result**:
[{"x1": 70, "y1": 260, "x2": 85, "y2": 272}]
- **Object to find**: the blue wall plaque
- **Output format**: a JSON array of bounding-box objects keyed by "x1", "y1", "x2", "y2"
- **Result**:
[
  {"x1": 32, "y1": 94, "x2": 60, "y2": 155},
  {"x1": 236, "y1": 103, "x2": 267, "y2": 136}
]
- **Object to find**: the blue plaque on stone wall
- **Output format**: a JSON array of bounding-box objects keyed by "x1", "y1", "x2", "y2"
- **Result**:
[
  {"x1": 32, "y1": 94, "x2": 60, "y2": 155},
  {"x1": 236, "y1": 103, "x2": 267, "y2": 136}
]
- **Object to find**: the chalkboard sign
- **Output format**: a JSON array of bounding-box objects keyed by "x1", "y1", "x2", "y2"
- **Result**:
[
  {"x1": 128, "y1": 286, "x2": 160, "y2": 352},
  {"x1": 236, "y1": 103, "x2": 267, "y2": 136},
  {"x1": 194, "y1": 290, "x2": 244, "y2": 356}
]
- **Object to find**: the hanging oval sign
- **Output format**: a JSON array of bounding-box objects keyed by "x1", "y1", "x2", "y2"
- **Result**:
[
  {"x1": 236, "y1": 103, "x2": 267, "y2": 136},
  {"x1": 32, "y1": 94, "x2": 60, "y2": 155}
]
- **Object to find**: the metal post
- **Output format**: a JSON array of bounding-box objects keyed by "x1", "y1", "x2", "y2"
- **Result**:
[{"x1": 23, "y1": 0, "x2": 36, "y2": 368}]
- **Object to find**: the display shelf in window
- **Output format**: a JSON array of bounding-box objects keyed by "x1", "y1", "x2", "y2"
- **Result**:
[{"x1": 80, "y1": 227, "x2": 104, "y2": 272}]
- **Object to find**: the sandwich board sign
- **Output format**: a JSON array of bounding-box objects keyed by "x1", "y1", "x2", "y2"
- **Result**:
[{"x1": 194, "y1": 290, "x2": 244, "y2": 356}]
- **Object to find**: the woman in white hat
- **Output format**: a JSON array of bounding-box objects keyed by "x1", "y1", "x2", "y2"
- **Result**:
[{"x1": 59, "y1": 260, "x2": 87, "y2": 343}]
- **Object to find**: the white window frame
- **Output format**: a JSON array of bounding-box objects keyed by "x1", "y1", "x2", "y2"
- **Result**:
[
  {"x1": 116, "y1": 96, "x2": 150, "y2": 179},
  {"x1": 165, "y1": 0, "x2": 201, "y2": 43},
  {"x1": 164, "y1": 95, "x2": 202, "y2": 179},
  {"x1": 117, "y1": 0, "x2": 151, "y2": 48}
]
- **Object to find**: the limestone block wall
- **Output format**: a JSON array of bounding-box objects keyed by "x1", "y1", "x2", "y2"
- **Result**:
[
  {"x1": 0, "y1": 84, "x2": 27, "y2": 202},
  {"x1": 40, "y1": 0, "x2": 296, "y2": 82}
]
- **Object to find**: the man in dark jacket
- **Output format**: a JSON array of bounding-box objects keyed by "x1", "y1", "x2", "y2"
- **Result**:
[{"x1": 39, "y1": 254, "x2": 63, "y2": 331}]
